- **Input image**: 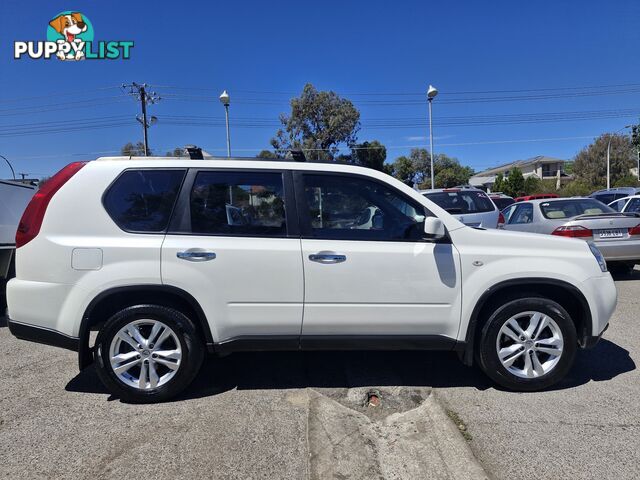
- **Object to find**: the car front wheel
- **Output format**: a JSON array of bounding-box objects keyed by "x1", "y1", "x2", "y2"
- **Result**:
[
  {"x1": 477, "y1": 297, "x2": 577, "y2": 391},
  {"x1": 94, "y1": 305, "x2": 205, "y2": 403}
]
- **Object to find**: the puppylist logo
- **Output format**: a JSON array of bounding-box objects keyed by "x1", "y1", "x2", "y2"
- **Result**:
[{"x1": 14, "y1": 11, "x2": 133, "y2": 61}]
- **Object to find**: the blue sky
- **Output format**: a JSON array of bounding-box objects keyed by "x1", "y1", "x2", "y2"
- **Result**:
[{"x1": 1, "y1": 0, "x2": 639, "y2": 178}]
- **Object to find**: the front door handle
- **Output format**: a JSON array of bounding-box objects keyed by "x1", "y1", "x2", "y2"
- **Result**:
[
  {"x1": 309, "y1": 252, "x2": 347, "y2": 264},
  {"x1": 177, "y1": 249, "x2": 216, "y2": 262}
]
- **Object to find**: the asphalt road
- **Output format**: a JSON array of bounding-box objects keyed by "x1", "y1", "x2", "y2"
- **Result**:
[{"x1": 0, "y1": 269, "x2": 638, "y2": 479}]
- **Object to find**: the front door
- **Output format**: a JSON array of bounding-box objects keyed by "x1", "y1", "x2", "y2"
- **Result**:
[
  {"x1": 295, "y1": 172, "x2": 462, "y2": 342},
  {"x1": 161, "y1": 169, "x2": 304, "y2": 345}
]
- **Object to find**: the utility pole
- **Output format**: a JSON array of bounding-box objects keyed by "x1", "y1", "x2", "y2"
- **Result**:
[{"x1": 122, "y1": 83, "x2": 160, "y2": 156}]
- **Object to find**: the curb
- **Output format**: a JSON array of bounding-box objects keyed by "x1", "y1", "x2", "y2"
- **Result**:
[{"x1": 425, "y1": 391, "x2": 490, "y2": 480}]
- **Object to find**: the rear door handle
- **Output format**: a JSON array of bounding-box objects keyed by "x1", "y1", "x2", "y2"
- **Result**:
[
  {"x1": 309, "y1": 252, "x2": 347, "y2": 264},
  {"x1": 177, "y1": 249, "x2": 216, "y2": 262}
]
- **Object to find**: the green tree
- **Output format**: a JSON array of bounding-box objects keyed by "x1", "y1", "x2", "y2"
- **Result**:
[
  {"x1": 388, "y1": 149, "x2": 472, "y2": 188},
  {"x1": 493, "y1": 173, "x2": 505, "y2": 192},
  {"x1": 559, "y1": 179, "x2": 595, "y2": 197},
  {"x1": 612, "y1": 175, "x2": 640, "y2": 187},
  {"x1": 388, "y1": 155, "x2": 418, "y2": 185},
  {"x1": 270, "y1": 83, "x2": 360, "y2": 159},
  {"x1": 573, "y1": 133, "x2": 635, "y2": 187},
  {"x1": 257, "y1": 149, "x2": 278, "y2": 159},
  {"x1": 523, "y1": 176, "x2": 541, "y2": 194},
  {"x1": 351, "y1": 140, "x2": 387, "y2": 171},
  {"x1": 501, "y1": 168, "x2": 525, "y2": 197},
  {"x1": 432, "y1": 155, "x2": 474, "y2": 188},
  {"x1": 387, "y1": 148, "x2": 429, "y2": 186},
  {"x1": 121, "y1": 142, "x2": 150, "y2": 156}
]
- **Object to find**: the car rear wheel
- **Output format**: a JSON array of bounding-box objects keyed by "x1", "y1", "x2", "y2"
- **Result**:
[
  {"x1": 94, "y1": 305, "x2": 204, "y2": 403},
  {"x1": 477, "y1": 297, "x2": 577, "y2": 391}
]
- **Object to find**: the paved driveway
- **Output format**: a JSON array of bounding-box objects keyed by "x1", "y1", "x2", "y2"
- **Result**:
[
  {"x1": 437, "y1": 269, "x2": 640, "y2": 480},
  {"x1": 0, "y1": 270, "x2": 637, "y2": 479}
]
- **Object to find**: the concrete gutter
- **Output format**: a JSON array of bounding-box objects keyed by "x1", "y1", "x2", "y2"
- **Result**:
[{"x1": 302, "y1": 387, "x2": 489, "y2": 479}]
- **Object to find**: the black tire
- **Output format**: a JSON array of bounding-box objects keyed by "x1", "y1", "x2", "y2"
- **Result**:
[
  {"x1": 477, "y1": 296, "x2": 577, "y2": 391},
  {"x1": 94, "y1": 304, "x2": 205, "y2": 403}
]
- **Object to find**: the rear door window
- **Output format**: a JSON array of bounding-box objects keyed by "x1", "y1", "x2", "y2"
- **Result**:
[
  {"x1": 189, "y1": 171, "x2": 287, "y2": 236},
  {"x1": 423, "y1": 190, "x2": 495, "y2": 213},
  {"x1": 103, "y1": 169, "x2": 185, "y2": 232},
  {"x1": 508, "y1": 203, "x2": 533, "y2": 224}
]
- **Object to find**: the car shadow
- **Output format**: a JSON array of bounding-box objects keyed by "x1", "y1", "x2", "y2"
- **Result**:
[
  {"x1": 609, "y1": 266, "x2": 640, "y2": 281},
  {"x1": 65, "y1": 339, "x2": 635, "y2": 401}
]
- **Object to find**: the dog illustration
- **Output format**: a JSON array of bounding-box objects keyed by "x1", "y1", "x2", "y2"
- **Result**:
[{"x1": 49, "y1": 13, "x2": 87, "y2": 60}]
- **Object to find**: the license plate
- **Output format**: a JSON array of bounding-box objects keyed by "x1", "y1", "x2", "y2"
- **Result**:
[{"x1": 598, "y1": 229, "x2": 624, "y2": 239}]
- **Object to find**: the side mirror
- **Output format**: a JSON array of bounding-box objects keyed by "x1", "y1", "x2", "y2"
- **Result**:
[{"x1": 424, "y1": 217, "x2": 445, "y2": 239}]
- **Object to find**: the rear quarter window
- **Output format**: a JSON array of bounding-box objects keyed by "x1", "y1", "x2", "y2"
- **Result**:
[{"x1": 103, "y1": 169, "x2": 185, "y2": 232}]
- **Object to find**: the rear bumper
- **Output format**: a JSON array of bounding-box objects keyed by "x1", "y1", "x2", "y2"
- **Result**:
[
  {"x1": 593, "y1": 239, "x2": 640, "y2": 262},
  {"x1": 7, "y1": 316, "x2": 79, "y2": 351}
]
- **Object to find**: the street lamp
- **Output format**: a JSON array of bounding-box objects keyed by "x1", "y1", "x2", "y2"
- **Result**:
[
  {"x1": 219, "y1": 90, "x2": 231, "y2": 157},
  {"x1": 606, "y1": 125, "x2": 632, "y2": 189},
  {"x1": 427, "y1": 85, "x2": 438, "y2": 189}
]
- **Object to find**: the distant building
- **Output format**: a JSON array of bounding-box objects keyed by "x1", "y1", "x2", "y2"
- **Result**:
[{"x1": 469, "y1": 155, "x2": 569, "y2": 192}]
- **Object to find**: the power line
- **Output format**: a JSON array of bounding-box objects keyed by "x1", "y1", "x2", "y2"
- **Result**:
[
  {"x1": 151, "y1": 82, "x2": 640, "y2": 104},
  {"x1": 0, "y1": 85, "x2": 121, "y2": 105}
]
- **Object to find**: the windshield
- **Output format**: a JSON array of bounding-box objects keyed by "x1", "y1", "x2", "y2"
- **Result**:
[
  {"x1": 540, "y1": 199, "x2": 616, "y2": 219},
  {"x1": 423, "y1": 190, "x2": 495, "y2": 214}
]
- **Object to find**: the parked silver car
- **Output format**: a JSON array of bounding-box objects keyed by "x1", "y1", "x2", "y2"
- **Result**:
[
  {"x1": 421, "y1": 187, "x2": 499, "y2": 228},
  {"x1": 501, "y1": 197, "x2": 640, "y2": 265}
]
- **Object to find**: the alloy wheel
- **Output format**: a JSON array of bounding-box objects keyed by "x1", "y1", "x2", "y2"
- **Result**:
[
  {"x1": 109, "y1": 319, "x2": 182, "y2": 390},
  {"x1": 495, "y1": 311, "x2": 564, "y2": 379}
]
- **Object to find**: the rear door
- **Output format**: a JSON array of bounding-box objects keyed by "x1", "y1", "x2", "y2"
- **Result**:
[
  {"x1": 161, "y1": 169, "x2": 304, "y2": 345},
  {"x1": 295, "y1": 171, "x2": 462, "y2": 342}
]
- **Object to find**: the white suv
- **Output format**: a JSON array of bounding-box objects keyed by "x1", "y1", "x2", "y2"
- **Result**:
[{"x1": 7, "y1": 157, "x2": 616, "y2": 402}]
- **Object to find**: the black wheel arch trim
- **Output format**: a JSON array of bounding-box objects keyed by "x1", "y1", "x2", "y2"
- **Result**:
[
  {"x1": 460, "y1": 277, "x2": 593, "y2": 366},
  {"x1": 78, "y1": 284, "x2": 214, "y2": 370}
]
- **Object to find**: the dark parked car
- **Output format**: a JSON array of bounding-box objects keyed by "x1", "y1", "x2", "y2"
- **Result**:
[
  {"x1": 489, "y1": 193, "x2": 515, "y2": 210},
  {"x1": 590, "y1": 187, "x2": 640, "y2": 205}
]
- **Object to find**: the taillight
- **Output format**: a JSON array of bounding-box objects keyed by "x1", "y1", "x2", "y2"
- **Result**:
[
  {"x1": 497, "y1": 212, "x2": 505, "y2": 228},
  {"x1": 16, "y1": 162, "x2": 86, "y2": 248},
  {"x1": 629, "y1": 224, "x2": 640, "y2": 235},
  {"x1": 552, "y1": 225, "x2": 593, "y2": 238}
]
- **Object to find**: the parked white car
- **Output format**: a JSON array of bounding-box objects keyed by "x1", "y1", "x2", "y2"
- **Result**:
[
  {"x1": 608, "y1": 195, "x2": 640, "y2": 214},
  {"x1": 0, "y1": 180, "x2": 37, "y2": 306},
  {"x1": 420, "y1": 187, "x2": 500, "y2": 228},
  {"x1": 7, "y1": 158, "x2": 616, "y2": 402}
]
